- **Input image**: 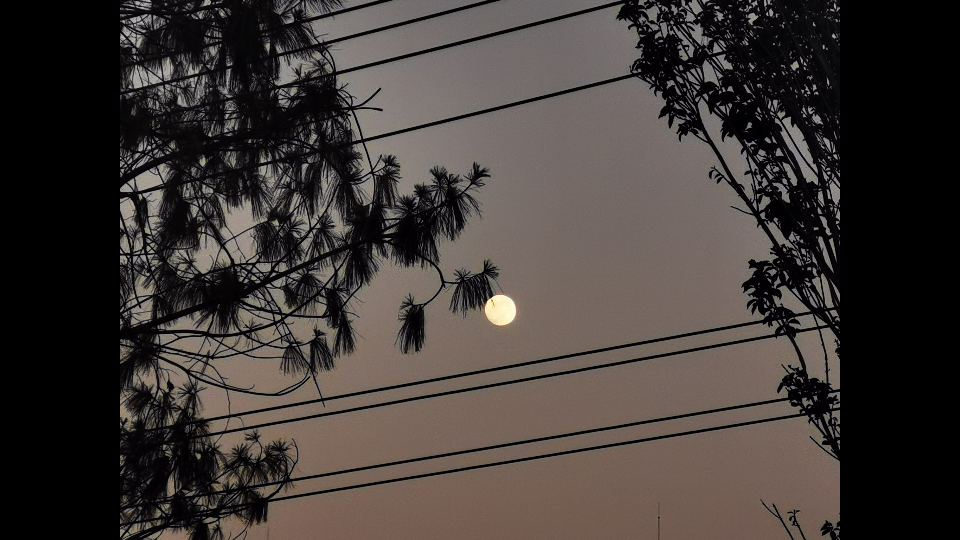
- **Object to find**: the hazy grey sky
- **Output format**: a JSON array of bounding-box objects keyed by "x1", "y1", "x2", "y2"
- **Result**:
[{"x1": 206, "y1": 1, "x2": 840, "y2": 538}]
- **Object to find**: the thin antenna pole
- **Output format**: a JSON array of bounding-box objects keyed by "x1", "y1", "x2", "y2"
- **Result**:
[{"x1": 657, "y1": 502, "x2": 661, "y2": 540}]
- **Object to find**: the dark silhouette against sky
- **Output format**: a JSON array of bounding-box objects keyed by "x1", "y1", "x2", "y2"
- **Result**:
[{"x1": 121, "y1": 1, "x2": 839, "y2": 538}]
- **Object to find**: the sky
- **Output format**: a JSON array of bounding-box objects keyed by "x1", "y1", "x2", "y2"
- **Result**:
[{"x1": 188, "y1": 1, "x2": 840, "y2": 538}]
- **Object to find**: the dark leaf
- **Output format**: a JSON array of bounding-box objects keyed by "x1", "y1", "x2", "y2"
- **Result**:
[
  {"x1": 397, "y1": 295, "x2": 426, "y2": 354},
  {"x1": 280, "y1": 343, "x2": 309, "y2": 376},
  {"x1": 309, "y1": 330, "x2": 335, "y2": 371},
  {"x1": 449, "y1": 260, "x2": 500, "y2": 317}
]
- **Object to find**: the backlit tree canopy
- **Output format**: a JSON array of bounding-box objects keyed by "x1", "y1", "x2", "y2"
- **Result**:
[
  {"x1": 120, "y1": 1, "x2": 499, "y2": 538},
  {"x1": 618, "y1": 0, "x2": 839, "y2": 459}
]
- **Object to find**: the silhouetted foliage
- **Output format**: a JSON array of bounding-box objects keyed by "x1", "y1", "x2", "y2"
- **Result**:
[
  {"x1": 820, "y1": 519, "x2": 841, "y2": 540},
  {"x1": 618, "y1": 0, "x2": 839, "y2": 533},
  {"x1": 763, "y1": 501, "x2": 840, "y2": 540},
  {"x1": 618, "y1": 0, "x2": 839, "y2": 455},
  {"x1": 120, "y1": 1, "x2": 499, "y2": 538}
]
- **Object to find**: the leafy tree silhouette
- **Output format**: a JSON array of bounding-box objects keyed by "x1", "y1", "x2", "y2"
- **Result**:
[
  {"x1": 617, "y1": 0, "x2": 839, "y2": 533},
  {"x1": 763, "y1": 501, "x2": 840, "y2": 540},
  {"x1": 120, "y1": 2, "x2": 498, "y2": 538}
]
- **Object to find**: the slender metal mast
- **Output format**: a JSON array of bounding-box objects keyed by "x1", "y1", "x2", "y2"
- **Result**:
[{"x1": 657, "y1": 503, "x2": 661, "y2": 540}]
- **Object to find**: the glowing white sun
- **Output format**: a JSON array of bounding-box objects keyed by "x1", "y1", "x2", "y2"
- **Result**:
[{"x1": 484, "y1": 295, "x2": 517, "y2": 326}]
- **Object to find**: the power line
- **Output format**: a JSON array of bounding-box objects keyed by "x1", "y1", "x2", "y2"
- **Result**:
[
  {"x1": 121, "y1": 0, "x2": 626, "y2": 98},
  {"x1": 202, "y1": 325, "x2": 827, "y2": 439},
  {"x1": 120, "y1": 2, "x2": 634, "y2": 191},
  {"x1": 329, "y1": 0, "x2": 625, "y2": 79},
  {"x1": 120, "y1": 5, "x2": 636, "y2": 191},
  {"x1": 122, "y1": 0, "x2": 502, "y2": 91},
  {"x1": 126, "y1": 392, "x2": 838, "y2": 509},
  {"x1": 120, "y1": 0, "x2": 228, "y2": 21},
  {"x1": 121, "y1": 0, "x2": 397, "y2": 71},
  {"x1": 121, "y1": 0, "x2": 396, "y2": 30},
  {"x1": 355, "y1": 73, "x2": 635, "y2": 145},
  {"x1": 126, "y1": 407, "x2": 838, "y2": 523},
  {"x1": 196, "y1": 311, "x2": 827, "y2": 426},
  {"x1": 120, "y1": 71, "x2": 637, "y2": 193},
  {"x1": 273, "y1": 408, "x2": 840, "y2": 502}
]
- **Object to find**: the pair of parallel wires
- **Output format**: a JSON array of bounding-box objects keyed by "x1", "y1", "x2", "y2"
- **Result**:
[
  {"x1": 125, "y1": 312, "x2": 838, "y2": 518},
  {"x1": 119, "y1": 0, "x2": 636, "y2": 190}
]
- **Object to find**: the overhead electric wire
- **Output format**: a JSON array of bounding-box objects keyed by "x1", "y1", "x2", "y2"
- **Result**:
[
  {"x1": 120, "y1": 71, "x2": 637, "y2": 193},
  {"x1": 123, "y1": 391, "x2": 840, "y2": 510},
  {"x1": 122, "y1": 0, "x2": 502, "y2": 92},
  {"x1": 121, "y1": 0, "x2": 397, "y2": 32},
  {"x1": 121, "y1": 0, "x2": 626, "y2": 98},
  {"x1": 121, "y1": 0, "x2": 396, "y2": 69},
  {"x1": 120, "y1": 70, "x2": 637, "y2": 194},
  {"x1": 275, "y1": 394, "x2": 840, "y2": 485},
  {"x1": 191, "y1": 311, "x2": 829, "y2": 427},
  {"x1": 198, "y1": 325, "x2": 828, "y2": 439},
  {"x1": 125, "y1": 406, "x2": 839, "y2": 522},
  {"x1": 120, "y1": 2, "x2": 633, "y2": 191},
  {"x1": 271, "y1": 408, "x2": 841, "y2": 503},
  {"x1": 327, "y1": 0, "x2": 626, "y2": 78},
  {"x1": 354, "y1": 73, "x2": 635, "y2": 146}
]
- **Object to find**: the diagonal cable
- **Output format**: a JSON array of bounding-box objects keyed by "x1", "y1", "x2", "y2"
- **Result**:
[
  {"x1": 196, "y1": 311, "x2": 828, "y2": 426},
  {"x1": 201, "y1": 325, "x2": 827, "y2": 438},
  {"x1": 121, "y1": 1, "x2": 626, "y2": 97},
  {"x1": 122, "y1": 0, "x2": 502, "y2": 90},
  {"x1": 124, "y1": 406, "x2": 839, "y2": 523},
  {"x1": 123, "y1": 390, "x2": 839, "y2": 510}
]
